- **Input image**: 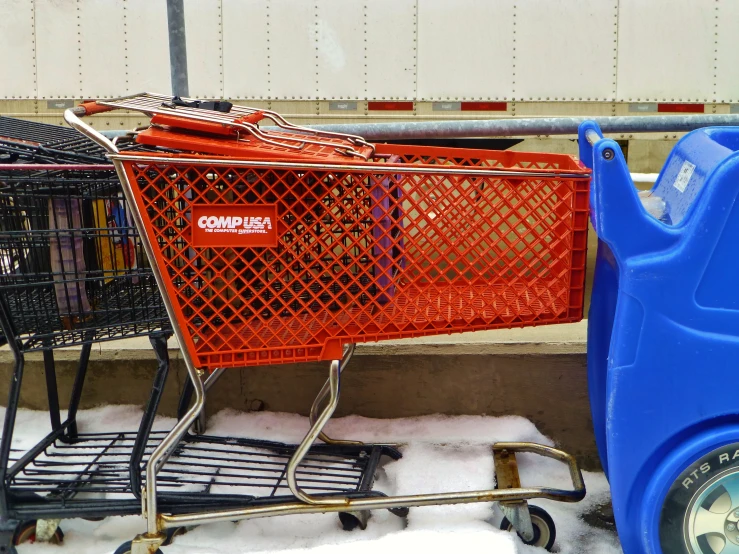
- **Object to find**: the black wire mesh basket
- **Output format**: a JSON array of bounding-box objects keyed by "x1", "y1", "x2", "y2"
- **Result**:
[
  {"x1": 0, "y1": 164, "x2": 168, "y2": 350},
  {"x1": 0, "y1": 116, "x2": 110, "y2": 164}
]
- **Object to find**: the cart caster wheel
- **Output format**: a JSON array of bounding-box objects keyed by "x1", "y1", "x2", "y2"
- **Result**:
[
  {"x1": 339, "y1": 510, "x2": 369, "y2": 531},
  {"x1": 113, "y1": 541, "x2": 163, "y2": 554},
  {"x1": 389, "y1": 507, "x2": 409, "y2": 518},
  {"x1": 13, "y1": 520, "x2": 64, "y2": 545},
  {"x1": 500, "y1": 505, "x2": 556, "y2": 551},
  {"x1": 162, "y1": 526, "x2": 186, "y2": 546}
]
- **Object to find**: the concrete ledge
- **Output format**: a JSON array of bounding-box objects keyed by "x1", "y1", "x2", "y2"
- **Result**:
[
  {"x1": 363, "y1": 320, "x2": 587, "y2": 355},
  {"x1": 0, "y1": 320, "x2": 588, "y2": 362}
]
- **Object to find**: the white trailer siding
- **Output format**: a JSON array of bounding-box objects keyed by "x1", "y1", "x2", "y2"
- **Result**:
[{"x1": 1, "y1": 0, "x2": 736, "y2": 104}]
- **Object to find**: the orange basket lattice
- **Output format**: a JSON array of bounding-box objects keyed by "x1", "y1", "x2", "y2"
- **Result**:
[{"x1": 117, "y1": 143, "x2": 589, "y2": 369}]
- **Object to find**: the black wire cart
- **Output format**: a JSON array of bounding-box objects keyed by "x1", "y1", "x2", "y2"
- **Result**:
[
  {"x1": 0, "y1": 163, "x2": 169, "y2": 551},
  {"x1": 0, "y1": 163, "x2": 401, "y2": 554},
  {"x1": 0, "y1": 116, "x2": 110, "y2": 165}
]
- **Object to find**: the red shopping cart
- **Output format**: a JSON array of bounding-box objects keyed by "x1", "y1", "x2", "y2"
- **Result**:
[{"x1": 66, "y1": 93, "x2": 588, "y2": 554}]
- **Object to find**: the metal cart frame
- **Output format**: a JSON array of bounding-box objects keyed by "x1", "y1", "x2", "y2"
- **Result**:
[
  {"x1": 0, "y1": 163, "x2": 409, "y2": 554},
  {"x1": 66, "y1": 97, "x2": 587, "y2": 554}
]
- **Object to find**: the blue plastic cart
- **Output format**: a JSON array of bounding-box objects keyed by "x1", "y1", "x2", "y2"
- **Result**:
[{"x1": 581, "y1": 121, "x2": 739, "y2": 554}]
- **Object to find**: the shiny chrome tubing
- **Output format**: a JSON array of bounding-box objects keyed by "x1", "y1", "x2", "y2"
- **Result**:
[
  {"x1": 286, "y1": 360, "x2": 347, "y2": 506},
  {"x1": 108, "y1": 92, "x2": 373, "y2": 150},
  {"x1": 308, "y1": 344, "x2": 362, "y2": 446},
  {"x1": 204, "y1": 367, "x2": 227, "y2": 392},
  {"x1": 493, "y1": 442, "x2": 586, "y2": 495},
  {"x1": 65, "y1": 105, "x2": 208, "y2": 537},
  {"x1": 158, "y1": 440, "x2": 584, "y2": 529},
  {"x1": 64, "y1": 107, "x2": 119, "y2": 155},
  {"x1": 96, "y1": 93, "x2": 372, "y2": 160}
]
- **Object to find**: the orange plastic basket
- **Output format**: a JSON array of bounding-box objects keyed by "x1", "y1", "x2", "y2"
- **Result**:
[{"x1": 114, "y1": 142, "x2": 590, "y2": 370}]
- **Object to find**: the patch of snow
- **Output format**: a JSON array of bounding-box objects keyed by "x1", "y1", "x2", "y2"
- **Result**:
[{"x1": 7, "y1": 407, "x2": 621, "y2": 554}]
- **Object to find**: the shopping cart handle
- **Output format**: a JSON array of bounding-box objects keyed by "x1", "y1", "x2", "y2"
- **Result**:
[
  {"x1": 587, "y1": 128, "x2": 678, "y2": 260},
  {"x1": 64, "y1": 106, "x2": 119, "y2": 154},
  {"x1": 76, "y1": 101, "x2": 117, "y2": 116},
  {"x1": 236, "y1": 112, "x2": 267, "y2": 126},
  {"x1": 577, "y1": 121, "x2": 605, "y2": 170},
  {"x1": 585, "y1": 128, "x2": 602, "y2": 146}
]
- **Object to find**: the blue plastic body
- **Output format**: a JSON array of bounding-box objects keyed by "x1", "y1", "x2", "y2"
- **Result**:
[{"x1": 579, "y1": 121, "x2": 739, "y2": 554}]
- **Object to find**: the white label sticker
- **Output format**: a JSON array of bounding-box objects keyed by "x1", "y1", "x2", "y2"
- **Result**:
[{"x1": 673, "y1": 161, "x2": 696, "y2": 193}]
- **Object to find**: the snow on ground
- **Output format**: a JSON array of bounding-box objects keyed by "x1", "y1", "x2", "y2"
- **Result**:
[{"x1": 8, "y1": 405, "x2": 622, "y2": 554}]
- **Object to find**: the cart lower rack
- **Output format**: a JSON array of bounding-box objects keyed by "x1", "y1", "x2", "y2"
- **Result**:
[
  {"x1": 6, "y1": 428, "x2": 401, "y2": 522},
  {"x1": 65, "y1": 95, "x2": 589, "y2": 554}
]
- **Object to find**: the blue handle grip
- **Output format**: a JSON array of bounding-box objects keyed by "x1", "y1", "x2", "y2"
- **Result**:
[
  {"x1": 580, "y1": 121, "x2": 677, "y2": 261},
  {"x1": 577, "y1": 121, "x2": 604, "y2": 170}
]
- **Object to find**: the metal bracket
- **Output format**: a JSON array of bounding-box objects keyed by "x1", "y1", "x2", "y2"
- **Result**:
[
  {"x1": 500, "y1": 502, "x2": 534, "y2": 542},
  {"x1": 131, "y1": 533, "x2": 166, "y2": 554},
  {"x1": 494, "y1": 446, "x2": 534, "y2": 541}
]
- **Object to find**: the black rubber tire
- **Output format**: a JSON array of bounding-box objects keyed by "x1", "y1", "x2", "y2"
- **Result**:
[
  {"x1": 500, "y1": 505, "x2": 556, "y2": 551},
  {"x1": 338, "y1": 511, "x2": 371, "y2": 531},
  {"x1": 113, "y1": 541, "x2": 163, "y2": 554},
  {"x1": 13, "y1": 520, "x2": 64, "y2": 546},
  {"x1": 162, "y1": 526, "x2": 186, "y2": 546},
  {"x1": 339, "y1": 512, "x2": 362, "y2": 531},
  {"x1": 660, "y1": 441, "x2": 739, "y2": 554},
  {"x1": 389, "y1": 507, "x2": 410, "y2": 518}
]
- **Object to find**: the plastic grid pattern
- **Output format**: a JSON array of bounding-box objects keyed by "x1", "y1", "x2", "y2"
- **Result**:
[{"x1": 120, "y1": 145, "x2": 589, "y2": 369}]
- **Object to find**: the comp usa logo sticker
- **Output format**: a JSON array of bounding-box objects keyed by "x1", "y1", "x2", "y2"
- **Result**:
[{"x1": 191, "y1": 204, "x2": 278, "y2": 247}]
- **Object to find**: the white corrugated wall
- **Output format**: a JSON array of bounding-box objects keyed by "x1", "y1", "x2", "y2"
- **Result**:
[{"x1": 1, "y1": 0, "x2": 737, "y2": 103}]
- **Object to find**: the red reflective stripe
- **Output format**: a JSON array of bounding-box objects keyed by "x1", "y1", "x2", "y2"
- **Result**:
[
  {"x1": 657, "y1": 103, "x2": 704, "y2": 113},
  {"x1": 368, "y1": 101, "x2": 414, "y2": 111},
  {"x1": 460, "y1": 102, "x2": 507, "y2": 111}
]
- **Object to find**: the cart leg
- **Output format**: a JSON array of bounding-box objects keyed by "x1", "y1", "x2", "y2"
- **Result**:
[
  {"x1": 308, "y1": 345, "x2": 362, "y2": 446},
  {"x1": 195, "y1": 368, "x2": 226, "y2": 434},
  {"x1": 494, "y1": 447, "x2": 535, "y2": 541},
  {"x1": 176, "y1": 367, "x2": 225, "y2": 435},
  {"x1": 0, "y1": 519, "x2": 17, "y2": 554},
  {"x1": 65, "y1": 331, "x2": 95, "y2": 441},
  {"x1": 0, "y1": 327, "x2": 23, "y2": 553},
  {"x1": 130, "y1": 332, "x2": 171, "y2": 499},
  {"x1": 176, "y1": 375, "x2": 193, "y2": 422},
  {"x1": 287, "y1": 358, "x2": 349, "y2": 506},
  {"x1": 136, "y1": 344, "x2": 205, "y2": 545},
  {"x1": 42, "y1": 350, "x2": 62, "y2": 433}
]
